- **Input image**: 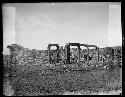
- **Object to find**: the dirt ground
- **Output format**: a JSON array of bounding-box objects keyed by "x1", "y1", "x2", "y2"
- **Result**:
[{"x1": 3, "y1": 62, "x2": 122, "y2": 96}]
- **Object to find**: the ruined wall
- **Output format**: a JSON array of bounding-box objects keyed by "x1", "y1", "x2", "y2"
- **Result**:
[{"x1": 4, "y1": 44, "x2": 122, "y2": 67}]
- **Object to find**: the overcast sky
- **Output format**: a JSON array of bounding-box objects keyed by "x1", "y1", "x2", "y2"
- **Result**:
[{"x1": 3, "y1": 3, "x2": 121, "y2": 54}]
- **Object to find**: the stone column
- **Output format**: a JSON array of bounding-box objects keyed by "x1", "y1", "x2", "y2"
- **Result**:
[
  {"x1": 78, "y1": 45, "x2": 80, "y2": 64},
  {"x1": 48, "y1": 45, "x2": 51, "y2": 64},
  {"x1": 66, "y1": 45, "x2": 70, "y2": 64},
  {"x1": 112, "y1": 48, "x2": 114, "y2": 61},
  {"x1": 56, "y1": 46, "x2": 59, "y2": 63},
  {"x1": 60, "y1": 46, "x2": 63, "y2": 57},
  {"x1": 87, "y1": 47, "x2": 89, "y2": 62},
  {"x1": 97, "y1": 47, "x2": 99, "y2": 62}
]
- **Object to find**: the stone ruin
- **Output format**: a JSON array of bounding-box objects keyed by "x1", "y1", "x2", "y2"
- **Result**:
[
  {"x1": 48, "y1": 43, "x2": 100, "y2": 64},
  {"x1": 47, "y1": 43, "x2": 120, "y2": 65},
  {"x1": 4, "y1": 43, "x2": 120, "y2": 67}
]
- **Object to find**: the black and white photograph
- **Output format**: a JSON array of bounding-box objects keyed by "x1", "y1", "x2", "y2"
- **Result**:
[{"x1": 3, "y1": 2, "x2": 122, "y2": 96}]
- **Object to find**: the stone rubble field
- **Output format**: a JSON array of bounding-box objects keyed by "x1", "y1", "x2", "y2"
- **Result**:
[{"x1": 3, "y1": 44, "x2": 122, "y2": 96}]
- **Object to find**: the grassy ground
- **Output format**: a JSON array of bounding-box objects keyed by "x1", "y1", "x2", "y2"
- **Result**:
[{"x1": 4, "y1": 62, "x2": 122, "y2": 96}]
